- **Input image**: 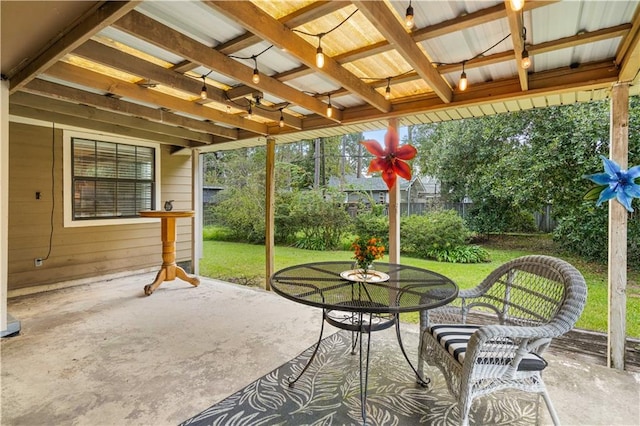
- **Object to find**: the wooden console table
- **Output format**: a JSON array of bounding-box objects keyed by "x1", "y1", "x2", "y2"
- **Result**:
[{"x1": 139, "y1": 210, "x2": 200, "y2": 295}]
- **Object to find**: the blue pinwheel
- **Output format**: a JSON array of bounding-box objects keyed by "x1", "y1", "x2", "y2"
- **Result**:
[{"x1": 583, "y1": 155, "x2": 640, "y2": 212}]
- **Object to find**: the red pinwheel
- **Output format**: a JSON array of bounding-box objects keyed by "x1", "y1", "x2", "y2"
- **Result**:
[{"x1": 361, "y1": 127, "x2": 417, "y2": 189}]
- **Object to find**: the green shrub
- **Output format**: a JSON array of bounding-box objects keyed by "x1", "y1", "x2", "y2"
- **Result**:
[
  {"x1": 290, "y1": 189, "x2": 350, "y2": 251},
  {"x1": 466, "y1": 198, "x2": 537, "y2": 236},
  {"x1": 400, "y1": 210, "x2": 471, "y2": 258},
  {"x1": 554, "y1": 204, "x2": 640, "y2": 268},
  {"x1": 352, "y1": 212, "x2": 389, "y2": 247},
  {"x1": 424, "y1": 245, "x2": 491, "y2": 263},
  {"x1": 203, "y1": 226, "x2": 235, "y2": 241}
]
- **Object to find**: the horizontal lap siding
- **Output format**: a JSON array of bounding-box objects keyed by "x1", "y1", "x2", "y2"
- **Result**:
[{"x1": 8, "y1": 122, "x2": 194, "y2": 290}]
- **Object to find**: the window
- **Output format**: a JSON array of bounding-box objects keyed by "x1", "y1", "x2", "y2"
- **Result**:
[{"x1": 64, "y1": 131, "x2": 160, "y2": 227}]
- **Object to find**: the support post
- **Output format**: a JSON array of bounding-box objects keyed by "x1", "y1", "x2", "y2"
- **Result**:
[
  {"x1": 608, "y1": 82, "x2": 629, "y2": 370},
  {"x1": 388, "y1": 118, "x2": 400, "y2": 264},
  {"x1": 265, "y1": 137, "x2": 276, "y2": 291},
  {"x1": 192, "y1": 149, "x2": 202, "y2": 275},
  {"x1": 1, "y1": 78, "x2": 20, "y2": 337}
]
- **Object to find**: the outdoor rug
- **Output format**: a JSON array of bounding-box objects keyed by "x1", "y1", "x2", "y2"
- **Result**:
[{"x1": 180, "y1": 329, "x2": 539, "y2": 426}]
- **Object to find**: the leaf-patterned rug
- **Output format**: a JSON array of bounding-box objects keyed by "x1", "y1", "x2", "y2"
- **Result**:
[{"x1": 180, "y1": 329, "x2": 539, "y2": 425}]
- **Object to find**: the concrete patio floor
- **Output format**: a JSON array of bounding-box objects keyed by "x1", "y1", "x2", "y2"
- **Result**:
[{"x1": 1, "y1": 272, "x2": 639, "y2": 426}]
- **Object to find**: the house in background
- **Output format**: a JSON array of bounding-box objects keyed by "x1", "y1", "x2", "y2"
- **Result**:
[{"x1": 328, "y1": 175, "x2": 440, "y2": 216}]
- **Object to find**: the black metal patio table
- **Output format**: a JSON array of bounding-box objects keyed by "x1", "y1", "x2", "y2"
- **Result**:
[{"x1": 270, "y1": 261, "x2": 458, "y2": 424}]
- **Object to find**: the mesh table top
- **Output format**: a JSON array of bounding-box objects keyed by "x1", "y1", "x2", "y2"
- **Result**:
[{"x1": 270, "y1": 261, "x2": 458, "y2": 313}]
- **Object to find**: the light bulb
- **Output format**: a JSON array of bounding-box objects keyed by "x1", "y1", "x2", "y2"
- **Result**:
[
  {"x1": 247, "y1": 105, "x2": 252, "y2": 120},
  {"x1": 521, "y1": 49, "x2": 531, "y2": 69},
  {"x1": 405, "y1": 4, "x2": 414, "y2": 29},
  {"x1": 510, "y1": 0, "x2": 525, "y2": 11},
  {"x1": 385, "y1": 85, "x2": 391, "y2": 100},
  {"x1": 326, "y1": 100, "x2": 332, "y2": 118},
  {"x1": 226, "y1": 104, "x2": 231, "y2": 114},
  {"x1": 458, "y1": 71, "x2": 468, "y2": 91},
  {"x1": 279, "y1": 116, "x2": 285, "y2": 128},
  {"x1": 200, "y1": 77, "x2": 207, "y2": 100},
  {"x1": 316, "y1": 46, "x2": 325, "y2": 68},
  {"x1": 252, "y1": 68, "x2": 260, "y2": 84}
]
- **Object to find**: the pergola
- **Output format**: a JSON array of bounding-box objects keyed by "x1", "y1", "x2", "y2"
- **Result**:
[{"x1": 1, "y1": 0, "x2": 638, "y2": 368}]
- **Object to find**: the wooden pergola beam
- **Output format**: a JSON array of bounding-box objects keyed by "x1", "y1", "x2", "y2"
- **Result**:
[
  {"x1": 8, "y1": 1, "x2": 139, "y2": 94},
  {"x1": 616, "y1": 8, "x2": 640, "y2": 82},
  {"x1": 11, "y1": 92, "x2": 216, "y2": 145},
  {"x1": 43, "y1": 61, "x2": 269, "y2": 135},
  {"x1": 72, "y1": 40, "x2": 302, "y2": 130},
  {"x1": 114, "y1": 10, "x2": 338, "y2": 122},
  {"x1": 354, "y1": 1, "x2": 452, "y2": 104},
  {"x1": 22, "y1": 79, "x2": 238, "y2": 141},
  {"x1": 206, "y1": 1, "x2": 389, "y2": 114},
  {"x1": 504, "y1": 0, "x2": 529, "y2": 91}
]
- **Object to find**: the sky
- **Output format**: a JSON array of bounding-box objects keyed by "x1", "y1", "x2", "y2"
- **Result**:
[{"x1": 362, "y1": 126, "x2": 409, "y2": 144}]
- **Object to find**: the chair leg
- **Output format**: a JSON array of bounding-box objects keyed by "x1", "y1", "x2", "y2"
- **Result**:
[
  {"x1": 541, "y1": 388, "x2": 560, "y2": 426},
  {"x1": 459, "y1": 398, "x2": 471, "y2": 426},
  {"x1": 417, "y1": 335, "x2": 425, "y2": 378}
]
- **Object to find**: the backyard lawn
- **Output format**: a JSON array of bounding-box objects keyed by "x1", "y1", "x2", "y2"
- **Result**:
[{"x1": 199, "y1": 235, "x2": 640, "y2": 338}]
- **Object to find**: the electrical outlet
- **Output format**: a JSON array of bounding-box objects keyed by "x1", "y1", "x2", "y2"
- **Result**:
[{"x1": 34, "y1": 258, "x2": 43, "y2": 267}]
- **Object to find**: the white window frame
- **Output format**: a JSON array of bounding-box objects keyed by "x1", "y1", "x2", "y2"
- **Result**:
[{"x1": 63, "y1": 130, "x2": 161, "y2": 228}]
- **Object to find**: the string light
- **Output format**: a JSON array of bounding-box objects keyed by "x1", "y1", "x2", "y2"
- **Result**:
[
  {"x1": 385, "y1": 78, "x2": 391, "y2": 100},
  {"x1": 521, "y1": 48, "x2": 531, "y2": 69},
  {"x1": 510, "y1": 0, "x2": 525, "y2": 11},
  {"x1": 279, "y1": 109, "x2": 285, "y2": 128},
  {"x1": 405, "y1": 0, "x2": 414, "y2": 29},
  {"x1": 247, "y1": 103, "x2": 253, "y2": 120},
  {"x1": 200, "y1": 76, "x2": 207, "y2": 100},
  {"x1": 326, "y1": 94, "x2": 333, "y2": 118},
  {"x1": 293, "y1": 9, "x2": 358, "y2": 70},
  {"x1": 521, "y1": 27, "x2": 531, "y2": 69},
  {"x1": 316, "y1": 35, "x2": 325, "y2": 68},
  {"x1": 251, "y1": 56, "x2": 260, "y2": 84},
  {"x1": 458, "y1": 61, "x2": 468, "y2": 91}
]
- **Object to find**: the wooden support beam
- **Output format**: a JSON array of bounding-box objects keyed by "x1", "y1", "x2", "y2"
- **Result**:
[
  {"x1": 22, "y1": 79, "x2": 238, "y2": 141},
  {"x1": 387, "y1": 118, "x2": 400, "y2": 264},
  {"x1": 10, "y1": 104, "x2": 196, "y2": 147},
  {"x1": 207, "y1": 1, "x2": 388, "y2": 114},
  {"x1": 616, "y1": 7, "x2": 640, "y2": 82},
  {"x1": 43, "y1": 61, "x2": 268, "y2": 135},
  {"x1": 10, "y1": 92, "x2": 216, "y2": 145},
  {"x1": 265, "y1": 136, "x2": 276, "y2": 291},
  {"x1": 72, "y1": 40, "x2": 302, "y2": 129},
  {"x1": 114, "y1": 10, "x2": 336, "y2": 122},
  {"x1": 504, "y1": 0, "x2": 529, "y2": 91},
  {"x1": 608, "y1": 82, "x2": 629, "y2": 371},
  {"x1": 9, "y1": 1, "x2": 139, "y2": 94},
  {"x1": 353, "y1": 1, "x2": 452, "y2": 104}
]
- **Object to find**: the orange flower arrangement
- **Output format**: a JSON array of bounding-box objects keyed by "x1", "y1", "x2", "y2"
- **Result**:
[{"x1": 351, "y1": 237, "x2": 385, "y2": 271}]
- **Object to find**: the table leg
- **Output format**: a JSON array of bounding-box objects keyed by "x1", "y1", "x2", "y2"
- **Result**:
[
  {"x1": 144, "y1": 269, "x2": 167, "y2": 296},
  {"x1": 395, "y1": 314, "x2": 430, "y2": 387},
  {"x1": 359, "y1": 313, "x2": 374, "y2": 425},
  {"x1": 288, "y1": 313, "x2": 326, "y2": 387},
  {"x1": 175, "y1": 265, "x2": 200, "y2": 287}
]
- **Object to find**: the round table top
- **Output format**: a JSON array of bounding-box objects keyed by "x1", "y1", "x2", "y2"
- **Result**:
[
  {"x1": 270, "y1": 261, "x2": 458, "y2": 313},
  {"x1": 138, "y1": 210, "x2": 194, "y2": 218}
]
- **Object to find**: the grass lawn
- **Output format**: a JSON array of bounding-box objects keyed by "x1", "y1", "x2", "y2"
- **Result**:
[{"x1": 199, "y1": 235, "x2": 640, "y2": 338}]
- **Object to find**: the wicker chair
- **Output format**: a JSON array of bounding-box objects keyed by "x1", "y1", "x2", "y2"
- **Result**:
[{"x1": 418, "y1": 255, "x2": 587, "y2": 426}]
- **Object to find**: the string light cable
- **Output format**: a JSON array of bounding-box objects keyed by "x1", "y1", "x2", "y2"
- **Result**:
[
  {"x1": 293, "y1": 8, "x2": 359, "y2": 68},
  {"x1": 228, "y1": 45, "x2": 275, "y2": 85}
]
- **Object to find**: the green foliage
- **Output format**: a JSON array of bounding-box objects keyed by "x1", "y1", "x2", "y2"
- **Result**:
[
  {"x1": 212, "y1": 186, "x2": 265, "y2": 244},
  {"x1": 352, "y1": 211, "x2": 389, "y2": 247},
  {"x1": 553, "y1": 204, "x2": 640, "y2": 268},
  {"x1": 466, "y1": 197, "x2": 537, "y2": 237},
  {"x1": 288, "y1": 189, "x2": 351, "y2": 250},
  {"x1": 423, "y1": 245, "x2": 491, "y2": 263},
  {"x1": 400, "y1": 210, "x2": 472, "y2": 259},
  {"x1": 202, "y1": 226, "x2": 235, "y2": 241}
]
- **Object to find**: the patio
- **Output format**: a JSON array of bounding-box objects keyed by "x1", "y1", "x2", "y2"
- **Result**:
[{"x1": 2, "y1": 273, "x2": 639, "y2": 425}]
